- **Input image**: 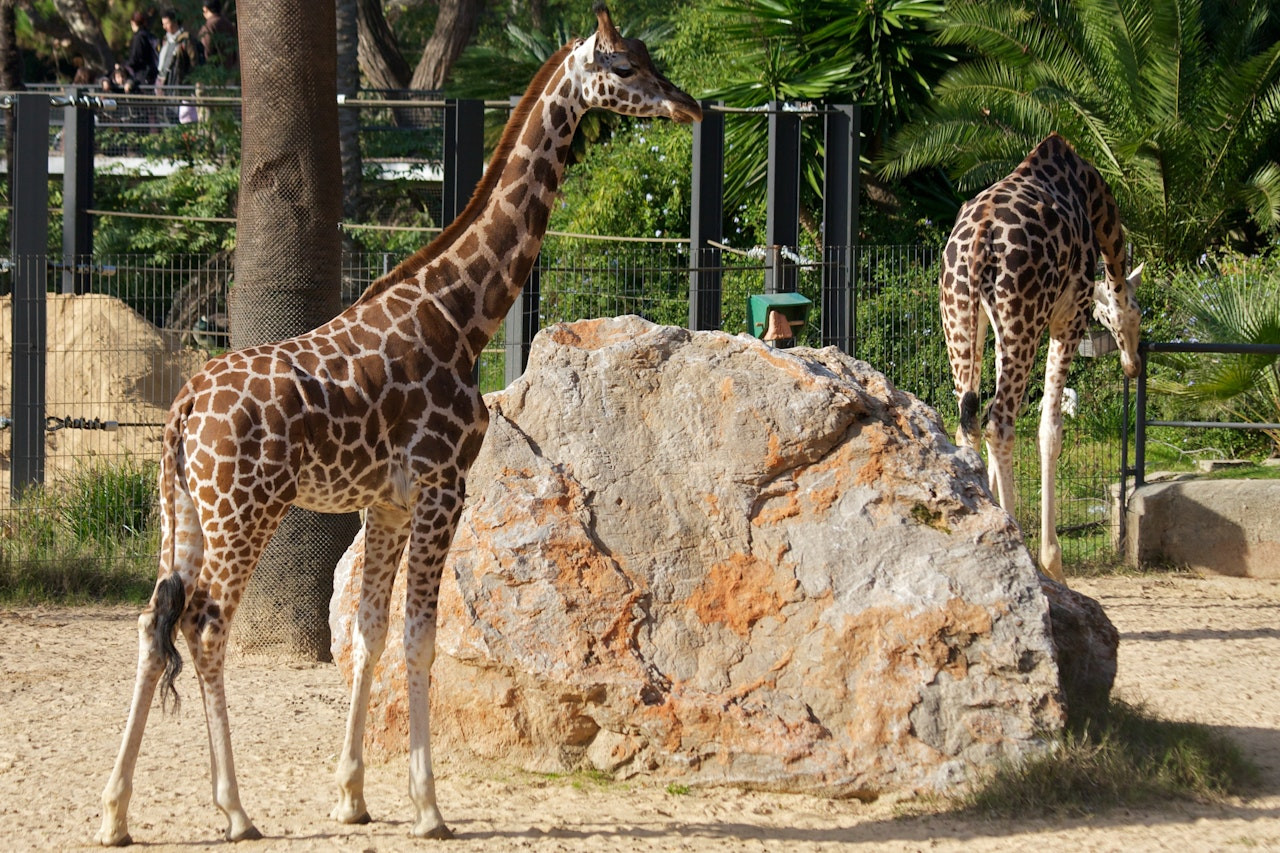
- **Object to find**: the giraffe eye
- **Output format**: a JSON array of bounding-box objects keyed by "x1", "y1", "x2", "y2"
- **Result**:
[{"x1": 613, "y1": 65, "x2": 634, "y2": 79}]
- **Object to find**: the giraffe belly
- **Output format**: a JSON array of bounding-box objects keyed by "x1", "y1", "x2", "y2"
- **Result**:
[{"x1": 290, "y1": 464, "x2": 392, "y2": 515}]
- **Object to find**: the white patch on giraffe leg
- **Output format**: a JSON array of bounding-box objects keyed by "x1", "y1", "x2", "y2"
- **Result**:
[
  {"x1": 409, "y1": 650, "x2": 455, "y2": 835},
  {"x1": 330, "y1": 605, "x2": 380, "y2": 825},
  {"x1": 1038, "y1": 405, "x2": 1066, "y2": 583},
  {"x1": 331, "y1": 598, "x2": 387, "y2": 824}
]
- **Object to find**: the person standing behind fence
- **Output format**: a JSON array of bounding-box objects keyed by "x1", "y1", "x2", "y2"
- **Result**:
[
  {"x1": 198, "y1": 0, "x2": 238, "y2": 74},
  {"x1": 157, "y1": 9, "x2": 202, "y2": 91},
  {"x1": 156, "y1": 7, "x2": 204, "y2": 122},
  {"x1": 123, "y1": 11, "x2": 159, "y2": 87}
]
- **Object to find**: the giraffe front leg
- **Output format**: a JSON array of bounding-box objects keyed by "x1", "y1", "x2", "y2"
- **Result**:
[
  {"x1": 97, "y1": 609, "x2": 169, "y2": 846},
  {"x1": 406, "y1": 619, "x2": 449, "y2": 840},
  {"x1": 403, "y1": 487, "x2": 464, "y2": 840},
  {"x1": 332, "y1": 508, "x2": 409, "y2": 826},
  {"x1": 1037, "y1": 337, "x2": 1076, "y2": 584}
]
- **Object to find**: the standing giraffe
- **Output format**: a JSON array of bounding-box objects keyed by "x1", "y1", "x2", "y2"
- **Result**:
[
  {"x1": 96, "y1": 6, "x2": 701, "y2": 845},
  {"x1": 939, "y1": 133, "x2": 1142, "y2": 584}
]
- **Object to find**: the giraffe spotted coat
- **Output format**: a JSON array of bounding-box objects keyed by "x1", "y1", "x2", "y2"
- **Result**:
[
  {"x1": 97, "y1": 5, "x2": 701, "y2": 846},
  {"x1": 939, "y1": 133, "x2": 1141, "y2": 583}
]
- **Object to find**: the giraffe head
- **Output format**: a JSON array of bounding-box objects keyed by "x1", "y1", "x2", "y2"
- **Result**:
[
  {"x1": 1094, "y1": 263, "x2": 1143, "y2": 379},
  {"x1": 576, "y1": 3, "x2": 702, "y2": 124}
]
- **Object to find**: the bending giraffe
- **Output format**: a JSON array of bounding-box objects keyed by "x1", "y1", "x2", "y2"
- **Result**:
[
  {"x1": 939, "y1": 133, "x2": 1142, "y2": 584},
  {"x1": 96, "y1": 6, "x2": 701, "y2": 846}
]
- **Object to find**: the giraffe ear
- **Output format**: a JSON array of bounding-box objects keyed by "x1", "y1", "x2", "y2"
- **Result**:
[{"x1": 581, "y1": 33, "x2": 600, "y2": 70}]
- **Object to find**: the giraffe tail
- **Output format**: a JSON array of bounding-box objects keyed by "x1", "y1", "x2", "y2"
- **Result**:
[
  {"x1": 959, "y1": 390, "x2": 980, "y2": 443},
  {"x1": 154, "y1": 571, "x2": 185, "y2": 713},
  {"x1": 153, "y1": 391, "x2": 192, "y2": 713}
]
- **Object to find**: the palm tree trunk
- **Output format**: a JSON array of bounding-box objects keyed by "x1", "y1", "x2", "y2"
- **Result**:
[{"x1": 230, "y1": 0, "x2": 362, "y2": 659}]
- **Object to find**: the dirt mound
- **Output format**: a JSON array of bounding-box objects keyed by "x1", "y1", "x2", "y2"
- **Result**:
[{"x1": 0, "y1": 293, "x2": 208, "y2": 498}]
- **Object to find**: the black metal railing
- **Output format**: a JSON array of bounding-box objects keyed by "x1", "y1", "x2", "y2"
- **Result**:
[{"x1": 1124, "y1": 340, "x2": 1280, "y2": 491}]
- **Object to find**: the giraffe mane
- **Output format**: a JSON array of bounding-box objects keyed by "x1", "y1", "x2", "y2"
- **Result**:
[{"x1": 356, "y1": 41, "x2": 580, "y2": 306}]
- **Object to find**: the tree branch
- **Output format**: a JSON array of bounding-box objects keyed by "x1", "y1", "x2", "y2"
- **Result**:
[{"x1": 408, "y1": 0, "x2": 486, "y2": 91}]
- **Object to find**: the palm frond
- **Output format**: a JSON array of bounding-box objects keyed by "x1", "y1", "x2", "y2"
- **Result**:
[{"x1": 1241, "y1": 162, "x2": 1280, "y2": 230}]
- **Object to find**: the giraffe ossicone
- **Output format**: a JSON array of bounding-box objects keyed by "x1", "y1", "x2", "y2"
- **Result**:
[
  {"x1": 938, "y1": 133, "x2": 1142, "y2": 585},
  {"x1": 96, "y1": 5, "x2": 700, "y2": 846}
]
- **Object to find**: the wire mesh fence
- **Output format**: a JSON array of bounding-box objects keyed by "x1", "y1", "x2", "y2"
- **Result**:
[{"x1": 0, "y1": 241, "x2": 1133, "y2": 598}]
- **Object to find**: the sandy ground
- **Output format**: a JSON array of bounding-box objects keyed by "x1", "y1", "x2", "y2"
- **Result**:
[{"x1": 2, "y1": 573, "x2": 1279, "y2": 852}]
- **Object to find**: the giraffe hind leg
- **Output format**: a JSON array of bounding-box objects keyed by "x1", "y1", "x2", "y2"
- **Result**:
[
  {"x1": 183, "y1": 514, "x2": 289, "y2": 844},
  {"x1": 186, "y1": 619, "x2": 262, "y2": 842},
  {"x1": 96, "y1": 573, "x2": 188, "y2": 847}
]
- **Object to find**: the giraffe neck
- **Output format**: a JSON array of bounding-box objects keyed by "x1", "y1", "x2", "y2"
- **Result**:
[{"x1": 379, "y1": 43, "x2": 587, "y2": 365}]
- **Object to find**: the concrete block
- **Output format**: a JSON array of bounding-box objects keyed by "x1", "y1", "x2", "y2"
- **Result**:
[{"x1": 1124, "y1": 479, "x2": 1280, "y2": 577}]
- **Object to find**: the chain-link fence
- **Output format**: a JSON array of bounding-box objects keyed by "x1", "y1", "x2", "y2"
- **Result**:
[{"x1": 0, "y1": 242, "x2": 1133, "y2": 599}]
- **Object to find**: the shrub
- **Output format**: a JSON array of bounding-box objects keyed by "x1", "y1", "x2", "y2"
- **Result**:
[{"x1": 0, "y1": 460, "x2": 159, "y2": 604}]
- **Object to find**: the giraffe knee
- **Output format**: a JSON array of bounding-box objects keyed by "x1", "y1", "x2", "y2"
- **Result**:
[
  {"x1": 352, "y1": 616, "x2": 389, "y2": 669},
  {"x1": 985, "y1": 418, "x2": 1014, "y2": 446},
  {"x1": 403, "y1": 621, "x2": 439, "y2": 669}
]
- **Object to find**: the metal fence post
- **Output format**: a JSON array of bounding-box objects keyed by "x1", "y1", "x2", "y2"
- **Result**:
[
  {"x1": 61, "y1": 87, "x2": 94, "y2": 295},
  {"x1": 443, "y1": 98, "x2": 484, "y2": 225},
  {"x1": 765, "y1": 100, "x2": 799, "y2": 294},
  {"x1": 822, "y1": 104, "x2": 858, "y2": 353},
  {"x1": 502, "y1": 95, "x2": 539, "y2": 386},
  {"x1": 1134, "y1": 347, "x2": 1148, "y2": 487},
  {"x1": 689, "y1": 100, "x2": 723, "y2": 331},
  {"x1": 443, "y1": 98, "x2": 458, "y2": 224},
  {"x1": 10, "y1": 93, "x2": 50, "y2": 496},
  {"x1": 504, "y1": 265, "x2": 540, "y2": 387}
]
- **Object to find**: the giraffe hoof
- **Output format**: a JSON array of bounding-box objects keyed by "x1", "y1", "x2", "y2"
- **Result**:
[
  {"x1": 411, "y1": 819, "x2": 454, "y2": 840},
  {"x1": 96, "y1": 830, "x2": 132, "y2": 847},
  {"x1": 331, "y1": 802, "x2": 372, "y2": 824},
  {"x1": 226, "y1": 824, "x2": 263, "y2": 842}
]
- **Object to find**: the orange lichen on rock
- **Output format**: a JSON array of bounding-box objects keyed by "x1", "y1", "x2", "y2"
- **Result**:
[{"x1": 687, "y1": 552, "x2": 798, "y2": 637}]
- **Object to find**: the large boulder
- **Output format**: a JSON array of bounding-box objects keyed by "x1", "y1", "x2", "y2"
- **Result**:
[{"x1": 331, "y1": 317, "x2": 1068, "y2": 796}]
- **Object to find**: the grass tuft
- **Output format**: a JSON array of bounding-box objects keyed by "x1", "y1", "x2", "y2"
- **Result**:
[
  {"x1": 0, "y1": 459, "x2": 159, "y2": 605},
  {"x1": 960, "y1": 698, "x2": 1260, "y2": 817}
]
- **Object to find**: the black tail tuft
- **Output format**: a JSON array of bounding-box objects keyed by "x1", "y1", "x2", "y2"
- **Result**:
[
  {"x1": 153, "y1": 573, "x2": 186, "y2": 714},
  {"x1": 959, "y1": 391, "x2": 980, "y2": 437}
]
